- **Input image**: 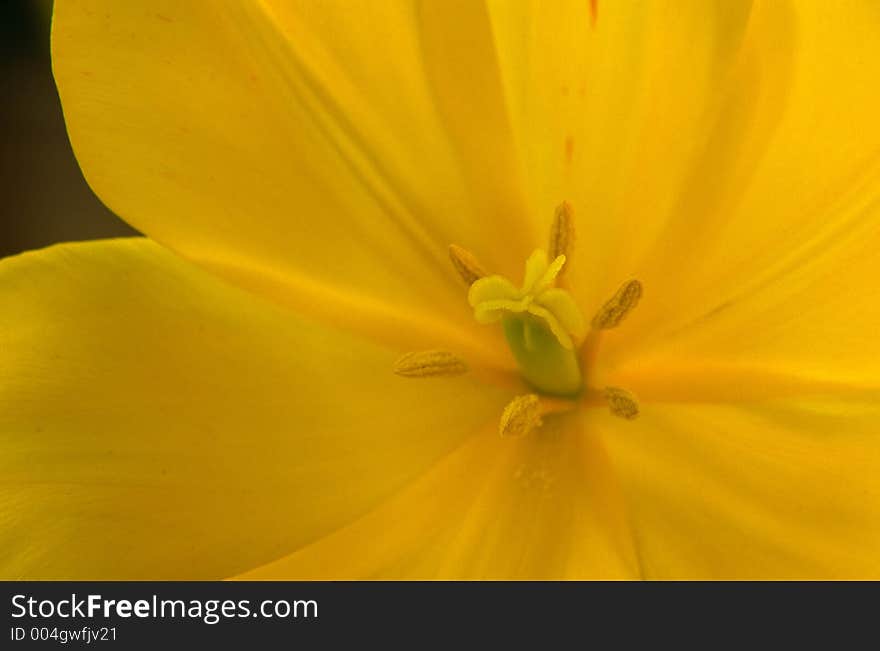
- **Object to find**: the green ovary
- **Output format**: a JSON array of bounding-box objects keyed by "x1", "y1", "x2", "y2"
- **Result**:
[{"x1": 502, "y1": 314, "x2": 583, "y2": 397}]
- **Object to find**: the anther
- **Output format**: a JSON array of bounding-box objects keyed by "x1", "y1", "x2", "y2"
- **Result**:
[
  {"x1": 591, "y1": 279, "x2": 642, "y2": 329},
  {"x1": 449, "y1": 244, "x2": 487, "y2": 286},
  {"x1": 603, "y1": 386, "x2": 639, "y2": 419},
  {"x1": 393, "y1": 350, "x2": 468, "y2": 378},
  {"x1": 548, "y1": 201, "x2": 575, "y2": 265},
  {"x1": 499, "y1": 394, "x2": 543, "y2": 437}
]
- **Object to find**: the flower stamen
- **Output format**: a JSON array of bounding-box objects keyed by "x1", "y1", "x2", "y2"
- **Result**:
[
  {"x1": 448, "y1": 244, "x2": 487, "y2": 286},
  {"x1": 548, "y1": 201, "x2": 575, "y2": 266},
  {"x1": 499, "y1": 393, "x2": 543, "y2": 437},
  {"x1": 393, "y1": 350, "x2": 468, "y2": 378},
  {"x1": 603, "y1": 386, "x2": 640, "y2": 419},
  {"x1": 591, "y1": 279, "x2": 642, "y2": 330}
]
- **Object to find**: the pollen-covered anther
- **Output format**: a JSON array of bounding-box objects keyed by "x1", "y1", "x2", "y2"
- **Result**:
[
  {"x1": 499, "y1": 394, "x2": 544, "y2": 437},
  {"x1": 393, "y1": 350, "x2": 468, "y2": 378},
  {"x1": 603, "y1": 386, "x2": 640, "y2": 420},
  {"x1": 549, "y1": 201, "x2": 575, "y2": 264},
  {"x1": 591, "y1": 279, "x2": 643, "y2": 330},
  {"x1": 448, "y1": 244, "x2": 487, "y2": 286}
]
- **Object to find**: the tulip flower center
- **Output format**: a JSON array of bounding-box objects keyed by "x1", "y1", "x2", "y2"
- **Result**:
[
  {"x1": 467, "y1": 250, "x2": 585, "y2": 397},
  {"x1": 395, "y1": 201, "x2": 642, "y2": 435}
]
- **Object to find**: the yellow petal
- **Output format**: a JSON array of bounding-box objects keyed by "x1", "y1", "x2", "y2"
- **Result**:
[
  {"x1": 598, "y1": 399, "x2": 880, "y2": 579},
  {"x1": 0, "y1": 239, "x2": 508, "y2": 579},
  {"x1": 603, "y1": 195, "x2": 880, "y2": 389},
  {"x1": 592, "y1": 1, "x2": 880, "y2": 359},
  {"x1": 50, "y1": 1, "x2": 529, "y2": 347},
  {"x1": 415, "y1": 0, "x2": 539, "y2": 261},
  {"x1": 237, "y1": 413, "x2": 640, "y2": 579},
  {"x1": 485, "y1": 0, "x2": 756, "y2": 309}
]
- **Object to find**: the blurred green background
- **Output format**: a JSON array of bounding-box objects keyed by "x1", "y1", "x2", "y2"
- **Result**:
[{"x1": 1, "y1": 0, "x2": 137, "y2": 258}]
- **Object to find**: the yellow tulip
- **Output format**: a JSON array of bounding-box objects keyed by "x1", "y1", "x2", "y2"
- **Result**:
[{"x1": 1, "y1": 0, "x2": 878, "y2": 579}]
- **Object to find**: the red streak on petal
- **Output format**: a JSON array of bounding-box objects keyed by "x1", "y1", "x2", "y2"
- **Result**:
[
  {"x1": 565, "y1": 136, "x2": 575, "y2": 164},
  {"x1": 589, "y1": 0, "x2": 598, "y2": 28}
]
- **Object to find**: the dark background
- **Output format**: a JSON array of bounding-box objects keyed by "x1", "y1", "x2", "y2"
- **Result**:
[{"x1": 0, "y1": 0, "x2": 137, "y2": 258}]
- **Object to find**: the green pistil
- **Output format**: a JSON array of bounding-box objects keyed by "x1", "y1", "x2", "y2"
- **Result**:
[
  {"x1": 502, "y1": 314, "x2": 582, "y2": 397},
  {"x1": 467, "y1": 248, "x2": 586, "y2": 397}
]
